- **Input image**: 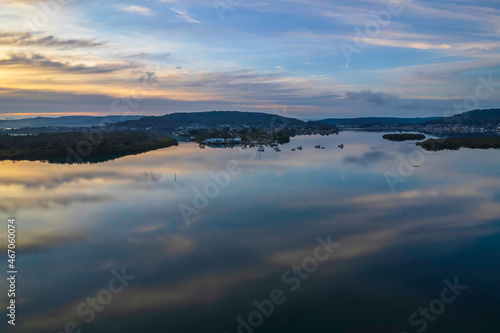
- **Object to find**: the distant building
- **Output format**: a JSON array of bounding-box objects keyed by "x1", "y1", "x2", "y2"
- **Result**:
[{"x1": 205, "y1": 138, "x2": 225, "y2": 144}]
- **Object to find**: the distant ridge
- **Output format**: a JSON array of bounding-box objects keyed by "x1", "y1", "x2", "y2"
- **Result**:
[
  {"x1": 111, "y1": 111, "x2": 330, "y2": 130},
  {"x1": 0, "y1": 115, "x2": 146, "y2": 129},
  {"x1": 320, "y1": 117, "x2": 441, "y2": 126},
  {"x1": 3, "y1": 109, "x2": 498, "y2": 130},
  {"x1": 425, "y1": 108, "x2": 500, "y2": 125},
  {"x1": 321, "y1": 109, "x2": 500, "y2": 127}
]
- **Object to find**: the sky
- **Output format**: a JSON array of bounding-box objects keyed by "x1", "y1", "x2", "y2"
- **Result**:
[{"x1": 0, "y1": 0, "x2": 500, "y2": 119}]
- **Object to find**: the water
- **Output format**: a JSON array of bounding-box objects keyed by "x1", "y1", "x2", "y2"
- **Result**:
[{"x1": 1, "y1": 132, "x2": 500, "y2": 333}]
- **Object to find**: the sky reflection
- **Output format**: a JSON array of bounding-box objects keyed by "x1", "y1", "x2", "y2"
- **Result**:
[{"x1": 1, "y1": 132, "x2": 500, "y2": 333}]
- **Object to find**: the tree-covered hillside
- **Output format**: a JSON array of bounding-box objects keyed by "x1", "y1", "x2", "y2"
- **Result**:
[
  {"x1": 112, "y1": 111, "x2": 310, "y2": 130},
  {"x1": 426, "y1": 109, "x2": 500, "y2": 125}
]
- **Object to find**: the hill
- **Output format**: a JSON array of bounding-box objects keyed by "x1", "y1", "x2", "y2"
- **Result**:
[
  {"x1": 321, "y1": 117, "x2": 440, "y2": 126},
  {"x1": 425, "y1": 109, "x2": 500, "y2": 125},
  {"x1": 112, "y1": 111, "x2": 323, "y2": 130},
  {"x1": 0, "y1": 115, "x2": 145, "y2": 129},
  {"x1": 164, "y1": 111, "x2": 304, "y2": 127}
]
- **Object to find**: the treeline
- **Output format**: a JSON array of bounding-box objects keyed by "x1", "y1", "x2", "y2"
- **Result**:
[
  {"x1": 383, "y1": 134, "x2": 426, "y2": 141},
  {"x1": 0, "y1": 130, "x2": 177, "y2": 163},
  {"x1": 111, "y1": 111, "x2": 337, "y2": 131},
  {"x1": 426, "y1": 109, "x2": 500, "y2": 126},
  {"x1": 186, "y1": 126, "x2": 292, "y2": 143},
  {"x1": 417, "y1": 137, "x2": 500, "y2": 151}
]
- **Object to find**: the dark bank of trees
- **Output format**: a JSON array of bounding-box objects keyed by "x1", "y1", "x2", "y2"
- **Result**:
[
  {"x1": 383, "y1": 134, "x2": 426, "y2": 141},
  {"x1": 417, "y1": 137, "x2": 500, "y2": 151},
  {"x1": 0, "y1": 130, "x2": 178, "y2": 163}
]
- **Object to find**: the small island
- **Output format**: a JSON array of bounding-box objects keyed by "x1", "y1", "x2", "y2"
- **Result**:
[
  {"x1": 383, "y1": 133, "x2": 426, "y2": 141},
  {"x1": 417, "y1": 137, "x2": 500, "y2": 151},
  {"x1": 0, "y1": 130, "x2": 178, "y2": 164}
]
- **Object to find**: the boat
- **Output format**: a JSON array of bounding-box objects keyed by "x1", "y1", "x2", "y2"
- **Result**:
[
  {"x1": 258, "y1": 145, "x2": 264, "y2": 152},
  {"x1": 274, "y1": 147, "x2": 281, "y2": 152},
  {"x1": 315, "y1": 144, "x2": 321, "y2": 149},
  {"x1": 297, "y1": 146, "x2": 303, "y2": 150},
  {"x1": 291, "y1": 148, "x2": 296, "y2": 151},
  {"x1": 338, "y1": 144, "x2": 344, "y2": 149},
  {"x1": 321, "y1": 146, "x2": 325, "y2": 149}
]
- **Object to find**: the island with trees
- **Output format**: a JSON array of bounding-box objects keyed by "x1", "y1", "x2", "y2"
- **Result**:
[{"x1": 383, "y1": 133, "x2": 426, "y2": 141}]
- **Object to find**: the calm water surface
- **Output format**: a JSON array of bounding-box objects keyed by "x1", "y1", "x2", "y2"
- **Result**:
[{"x1": 1, "y1": 132, "x2": 500, "y2": 333}]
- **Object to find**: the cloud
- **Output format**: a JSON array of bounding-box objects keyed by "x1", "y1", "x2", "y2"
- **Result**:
[
  {"x1": 136, "y1": 172, "x2": 163, "y2": 183},
  {"x1": 19, "y1": 268, "x2": 267, "y2": 331},
  {"x1": 0, "y1": 52, "x2": 138, "y2": 74},
  {"x1": 467, "y1": 47, "x2": 490, "y2": 53},
  {"x1": 365, "y1": 38, "x2": 451, "y2": 50},
  {"x1": 132, "y1": 70, "x2": 160, "y2": 83},
  {"x1": 124, "y1": 52, "x2": 171, "y2": 61},
  {"x1": 170, "y1": 8, "x2": 200, "y2": 24},
  {"x1": 0, "y1": 31, "x2": 104, "y2": 48},
  {"x1": 345, "y1": 90, "x2": 397, "y2": 105},
  {"x1": 120, "y1": 5, "x2": 157, "y2": 16},
  {"x1": 344, "y1": 151, "x2": 389, "y2": 168},
  {"x1": 0, "y1": 193, "x2": 113, "y2": 213}
]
